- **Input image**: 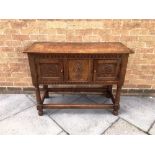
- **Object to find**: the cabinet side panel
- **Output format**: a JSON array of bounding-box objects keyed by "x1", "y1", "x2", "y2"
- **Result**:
[
  {"x1": 28, "y1": 54, "x2": 38, "y2": 86},
  {"x1": 118, "y1": 54, "x2": 129, "y2": 86}
]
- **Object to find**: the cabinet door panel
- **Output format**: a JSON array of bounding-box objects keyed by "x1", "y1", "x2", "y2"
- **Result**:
[
  {"x1": 94, "y1": 59, "x2": 120, "y2": 81},
  {"x1": 66, "y1": 59, "x2": 92, "y2": 82},
  {"x1": 37, "y1": 59, "x2": 63, "y2": 83}
]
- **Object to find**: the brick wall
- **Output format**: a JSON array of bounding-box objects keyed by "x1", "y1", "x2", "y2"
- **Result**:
[{"x1": 0, "y1": 19, "x2": 155, "y2": 93}]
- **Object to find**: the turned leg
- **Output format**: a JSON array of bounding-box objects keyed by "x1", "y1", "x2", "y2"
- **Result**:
[
  {"x1": 112, "y1": 84, "x2": 122, "y2": 116},
  {"x1": 35, "y1": 85, "x2": 43, "y2": 116},
  {"x1": 106, "y1": 85, "x2": 112, "y2": 98},
  {"x1": 43, "y1": 85, "x2": 49, "y2": 98}
]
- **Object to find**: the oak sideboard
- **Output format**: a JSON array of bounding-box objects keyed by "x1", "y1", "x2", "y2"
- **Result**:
[{"x1": 24, "y1": 42, "x2": 133, "y2": 116}]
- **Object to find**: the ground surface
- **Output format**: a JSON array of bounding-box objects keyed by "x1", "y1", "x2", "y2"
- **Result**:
[{"x1": 0, "y1": 94, "x2": 155, "y2": 135}]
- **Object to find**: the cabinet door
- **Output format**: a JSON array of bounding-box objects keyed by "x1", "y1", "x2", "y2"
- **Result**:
[
  {"x1": 94, "y1": 59, "x2": 120, "y2": 81},
  {"x1": 37, "y1": 59, "x2": 63, "y2": 83},
  {"x1": 65, "y1": 59, "x2": 92, "y2": 82}
]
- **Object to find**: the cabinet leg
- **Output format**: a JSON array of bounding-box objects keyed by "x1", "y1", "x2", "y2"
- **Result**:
[
  {"x1": 112, "y1": 110, "x2": 118, "y2": 116},
  {"x1": 43, "y1": 85, "x2": 49, "y2": 98},
  {"x1": 106, "y1": 85, "x2": 112, "y2": 98},
  {"x1": 38, "y1": 110, "x2": 43, "y2": 116},
  {"x1": 112, "y1": 84, "x2": 121, "y2": 116},
  {"x1": 35, "y1": 85, "x2": 43, "y2": 116}
]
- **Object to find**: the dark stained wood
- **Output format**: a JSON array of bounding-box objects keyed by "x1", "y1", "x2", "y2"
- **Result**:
[
  {"x1": 24, "y1": 42, "x2": 133, "y2": 116},
  {"x1": 67, "y1": 59, "x2": 91, "y2": 82},
  {"x1": 94, "y1": 59, "x2": 121, "y2": 81},
  {"x1": 48, "y1": 87, "x2": 107, "y2": 92},
  {"x1": 39, "y1": 104, "x2": 113, "y2": 109},
  {"x1": 43, "y1": 85, "x2": 49, "y2": 98},
  {"x1": 36, "y1": 59, "x2": 63, "y2": 82},
  {"x1": 35, "y1": 86, "x2": 43, "y2": 116}
]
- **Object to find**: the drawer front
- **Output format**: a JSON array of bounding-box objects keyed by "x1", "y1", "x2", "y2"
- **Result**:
[
  {"x1": 65, "y1": 59, "x2": 92, "y2": 82},
  {"x1": 37, "y1": 59, "x2": 63, "y2": 83},
  {"x1": 94, "y1": 59, "x2": 120, "y2": 81}
]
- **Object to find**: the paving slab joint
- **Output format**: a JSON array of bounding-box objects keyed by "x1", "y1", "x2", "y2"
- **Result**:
[
  {"x1": 147, "y1": 120, "x2": 155, "y2": 134},
  {"x1": 48, "y1": 115, "x2": 70, "y2": 135},
  {"x1": 120, "y1": 117, "x2": 149, "y2": 135},
  {"x1": 101, "y1": 117, "x2": 120, "y2": 135}
]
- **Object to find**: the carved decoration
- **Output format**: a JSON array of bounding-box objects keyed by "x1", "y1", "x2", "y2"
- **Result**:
[
  {"x1": 40, "y1": 63, "x2": 59, "y2": 77},
  {"x1": 72, "y1": 60, "x2": 83, "y2": 79},
  {"x1": 33, "y1": 54, "x2": 121, "y2": 59},
  {"x1": 68, "y1": 60, "x2": 90, "y2": 81},
  {"x1": 94, "y1": 59, "x2": 120, "y2": 81},
  {"x1": 98, "y1": 64, "x2": 115, "y2": 74},
  {"x1": 37, "y1": 60, "x2": 63, "y2": 82}
]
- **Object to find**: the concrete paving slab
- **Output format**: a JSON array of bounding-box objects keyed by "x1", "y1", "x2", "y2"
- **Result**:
[
  {"x1": 104, "y1": 118, "x2": 147, "y2": 135},
  {"x1": 0, "y1": 106, "x2": 62, "y2": 134},
  {"x1": 149, "y1": 122, "x2": 155, "y2": 135},
  {"x1": 26, "y1": 94, "x2": 81, "y2": 115},
  {"x1": 86, "y1": 95, "x2": 111, "y2": 104},
  {"x1": 58, "y1": 131, "x2": 68, "y2": 135},
  {"x1": 44, "y1": 94, "x2": 81, "y2": 115},
  {"x1": 0, "y1": 94, "x2": 35, "y2": 121},
  {"x1": 50, "y1": 96, "x2": 118, "y2": 135},
  {"x1": 44, "y1": 94, "x2": 81, "y2": 104},
  {"x1": 27, "y1": 94, "x2": 81, "y2": 104},
  {"x1": 119, "y1": 96, "x2": 155, "y2": 132},
  {"x1": 0, "y1": 94, "x2": 10, "y2": 100},
  {"x1": 1, "y1": 94, "x2": 154, "y2": 135}
]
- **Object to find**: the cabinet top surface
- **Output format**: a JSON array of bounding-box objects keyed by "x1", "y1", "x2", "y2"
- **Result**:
[{"x1": 24, "y1": 42, "x2": 133, "y2": 54}]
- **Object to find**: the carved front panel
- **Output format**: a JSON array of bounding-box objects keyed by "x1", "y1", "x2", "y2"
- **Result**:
[
  {"x1": 37, "y1": 59, "x2": 63, "y2": 83},
  {"x1": 94, "y1": 59, "x2": 120, "y2": 81},
  {"x1": 67, "y1": 59, "x2": 91, "y2": 82},
  {"x1": 40, "y1": 63, "x2": 59, "y2": 77}
]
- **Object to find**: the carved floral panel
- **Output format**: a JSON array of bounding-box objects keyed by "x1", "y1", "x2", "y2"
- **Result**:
[{"x1": 68, "y1": 59, "x2": 90, "y2": 81}]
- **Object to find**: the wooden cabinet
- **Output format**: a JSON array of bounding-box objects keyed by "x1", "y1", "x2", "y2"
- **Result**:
[{"x1": 24, "y1": 42, "x2": 133, "y2": 116}]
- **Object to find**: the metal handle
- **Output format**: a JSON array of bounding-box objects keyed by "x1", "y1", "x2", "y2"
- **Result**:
[
  {"x1": 94, "y1": 70, "x2": 96, "y2": 73},
  {"x1": 60, "y1": 69, "x2": 63, "y2": 73}
]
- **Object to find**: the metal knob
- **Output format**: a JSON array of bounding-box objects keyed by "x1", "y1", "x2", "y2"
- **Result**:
[
  {"x1": 60, "y1": 69, "x2": 63, "y2": 73},
  {"x1": 94, "y1": 70, "x2": 96, "y2": 73}
]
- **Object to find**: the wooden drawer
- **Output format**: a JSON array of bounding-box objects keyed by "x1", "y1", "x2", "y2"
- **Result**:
[
  {"x1": 36, "y1": 58, "x2": 63, "y2": 83},
  {"x1": 93, "y1": 59, "x2": 121, "y2": 81}
]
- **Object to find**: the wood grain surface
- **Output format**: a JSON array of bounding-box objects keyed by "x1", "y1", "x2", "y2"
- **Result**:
[{"x1": 24, "y1": 42, "x2": 133, "y2": 54}]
